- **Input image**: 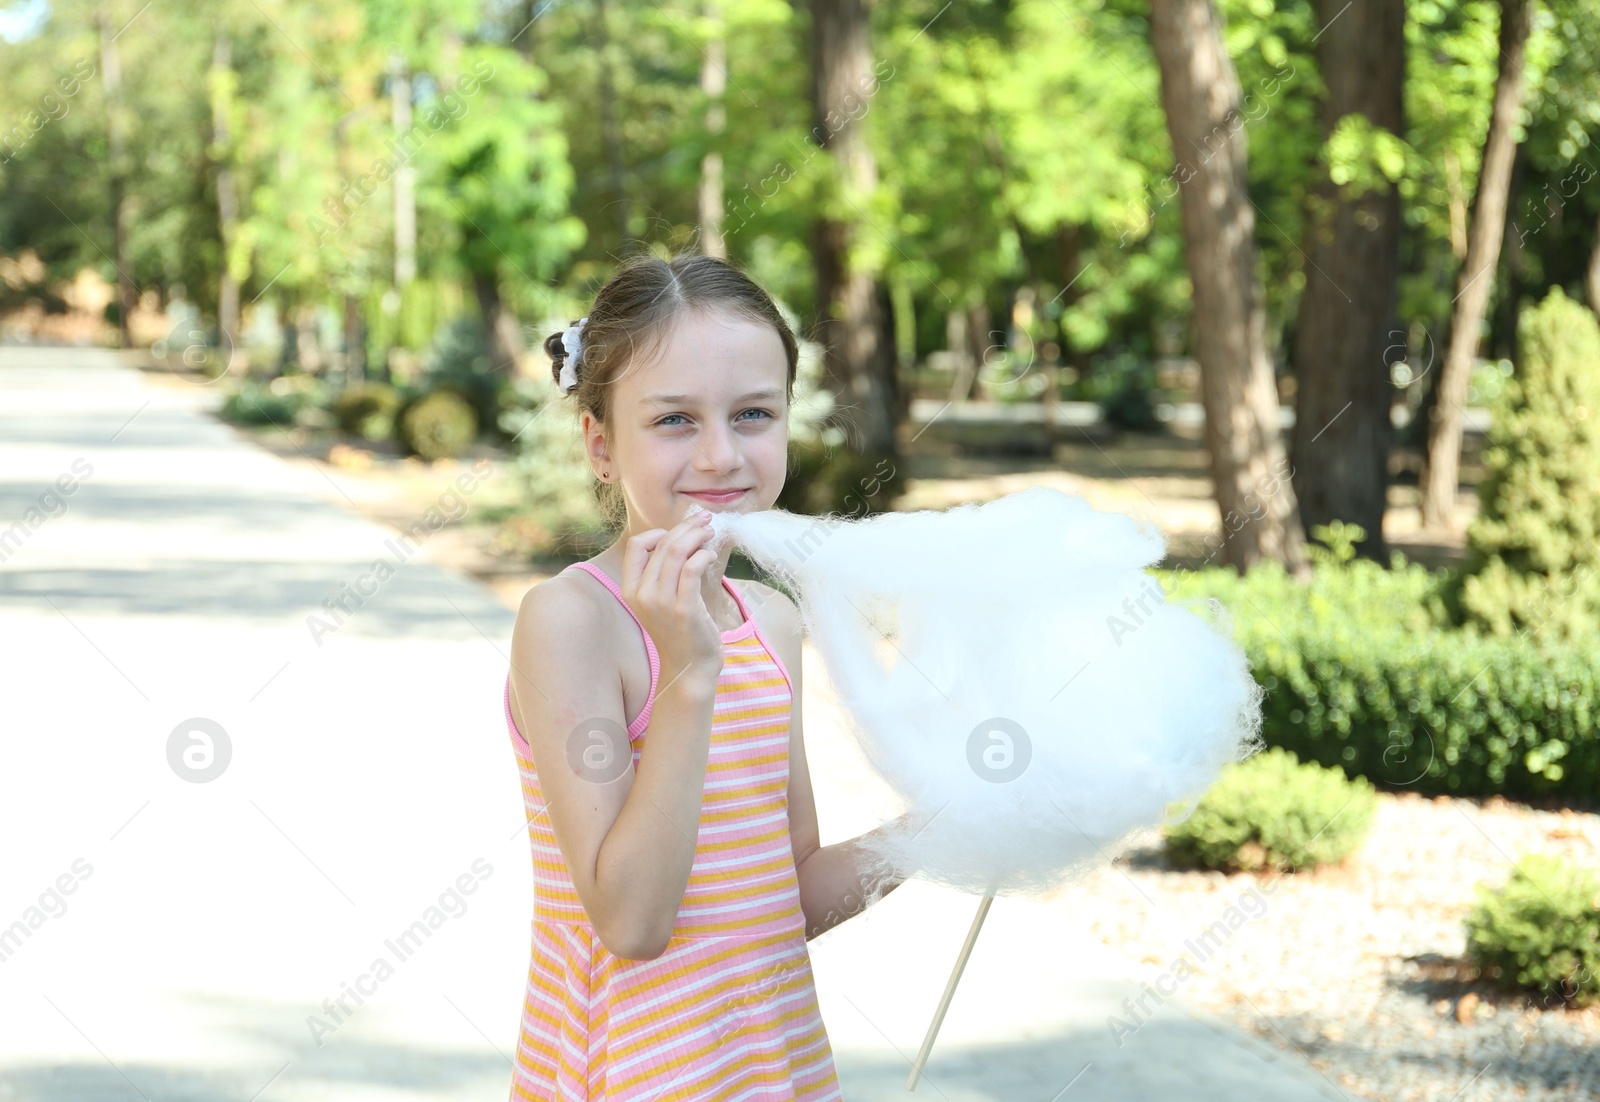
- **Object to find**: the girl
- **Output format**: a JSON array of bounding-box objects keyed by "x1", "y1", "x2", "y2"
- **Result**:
[{"x1": 504, "y1": 250, "x2": 909, "y2": 1100}]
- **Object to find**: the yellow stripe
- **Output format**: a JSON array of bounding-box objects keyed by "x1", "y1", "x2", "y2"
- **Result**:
[{"x1": 600, "y1": 933, "x2": 809, "y2": 1071}]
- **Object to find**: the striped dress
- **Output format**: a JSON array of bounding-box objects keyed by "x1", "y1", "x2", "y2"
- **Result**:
[{"x1": 505, "y1": 560, "x2": 843, "y2": 1101}]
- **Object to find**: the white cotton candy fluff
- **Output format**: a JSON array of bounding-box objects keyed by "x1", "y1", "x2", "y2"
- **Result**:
[{"x1": 703, "y1": 486, "x2": 1264, "y2": 900}]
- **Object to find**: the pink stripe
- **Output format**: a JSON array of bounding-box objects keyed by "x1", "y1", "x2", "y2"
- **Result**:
[
  {"x1": 507, "y1": 563, "x2": 777, "y2": 756},
  {"x1": 506, "y1": 560, "x2": 839, "y2": 1100}
]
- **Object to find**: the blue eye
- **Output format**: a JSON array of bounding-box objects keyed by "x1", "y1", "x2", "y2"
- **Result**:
[{"x1": 654, "y1": 409, "x2": 773, "y2": 428}]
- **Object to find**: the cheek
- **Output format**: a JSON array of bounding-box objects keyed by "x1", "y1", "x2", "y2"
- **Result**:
[
  {"x1": 751, "y1": 429, "x2": 789, "y2": 472},
  {"x1": 639, "y1": 436, "x2": 689, "y2": 472}
]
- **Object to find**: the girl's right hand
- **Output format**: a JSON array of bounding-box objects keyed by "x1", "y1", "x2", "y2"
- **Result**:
[{"x1": 619, "y1": 512, "x2": 724, "y2": 689}]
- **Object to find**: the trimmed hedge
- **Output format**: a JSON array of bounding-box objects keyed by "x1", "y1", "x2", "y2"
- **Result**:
[{"x1": 1157, "y1": 552, "x2": 1600, "y2": 801}]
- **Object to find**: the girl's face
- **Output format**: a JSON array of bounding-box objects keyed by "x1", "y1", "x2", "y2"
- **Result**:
[{"x1": 586, "y1": 309, "x2": 789, "y2": 533}]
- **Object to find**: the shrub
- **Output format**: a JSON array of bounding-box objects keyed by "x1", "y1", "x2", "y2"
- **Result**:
[
  {"x1": 1078, "y1": 352, "x2": 1170, "y2": 433},
  {"x1": 1447, "y1": 286, "x2": 1600, "y2": 644},
  {"x1": 221, "y1": 377, "x2": 318, "y2": 426},
  {"x1": 498, "y1": 373, "x2": 611, "y2": 556},
  {"x1": 398, "y1": 389, "x2": 478, "y2": 460},
  {"x1": 1157, "y1": 543, "x2": 1600, "y2": 801},
  {"x1": 329, "y1": 381, "x2": 405, "y2": 441},
  {"x1": 1465, "y1": 852, "x2": 1600, "y2": 1007},
  {"x1": 1163, "y1": 746, "x2": 1378, "y2": 872},
  {"x1": 776, "y1": 438, "x2": 904, "y2": 517},
  {"x1": 419, "y1": 316, "x2": 509, "y2": 437}
]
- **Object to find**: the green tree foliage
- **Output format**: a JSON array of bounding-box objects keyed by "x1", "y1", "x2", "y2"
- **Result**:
[
  {"x1": 0, "y1": 0, "x2": 583, "y2": 357},
  {"x1": 1449, "y1": 286, "x2": 1600, "y2": 641},
  {"x1": 1, "y1": 0, "x2": 1598, "y2": 426}
]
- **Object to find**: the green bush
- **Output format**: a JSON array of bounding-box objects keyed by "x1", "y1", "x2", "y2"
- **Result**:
[
  {"x1": 1162, "y1": 552, "x2": 1600, "y2": 801},
  {"x1": 1465, "y1": 852, "x2": 1600, "y2": 1007},
  {"x1": 1163, "y1": 747, "x2": 1378, "y2": 872},
  {"x1": 329, "y1": 381, "x2": 405, "y2": 441},
  {"x1": 1077, "y1": 352, "x2": 1171, "y2": 433},
  {"x1": 221, "y1": 377, "x2": 318, "y2": 426},
  {"x1": 776, "y1": 438, "x2": 904, "y2": 517},
  {"x1": 419, "y1": 316, "x2": 510, "y2": 437},
  {"x1": 398, "y1": 389, "x2": 478, "y2": 460},
  {"x1": 1446, "y1": 287, "x2": 1600, "y2": 644}
]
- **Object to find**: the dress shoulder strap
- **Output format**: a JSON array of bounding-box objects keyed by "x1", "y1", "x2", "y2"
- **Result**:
[{"x1": 565, "y1": 561, "x2": 660, "y2": 740}]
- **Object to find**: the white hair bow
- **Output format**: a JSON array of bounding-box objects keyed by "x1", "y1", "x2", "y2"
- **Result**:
[{"x1": 558, "y1": 316, "x2": 589, "y2": 394}]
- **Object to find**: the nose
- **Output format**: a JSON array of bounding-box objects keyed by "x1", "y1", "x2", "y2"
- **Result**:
[{"x1": 693, "y1": 419, "x2": 743, "y2": 478}]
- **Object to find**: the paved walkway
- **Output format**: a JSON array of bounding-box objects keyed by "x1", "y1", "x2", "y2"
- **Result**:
[{"x1": 0, "y1": 345, "x2": 1350, "y2": 1101}]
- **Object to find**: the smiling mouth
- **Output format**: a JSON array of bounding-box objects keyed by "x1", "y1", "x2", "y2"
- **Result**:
[{"x1": 682, "y1": 488, "x2": 750, "y2": 500}]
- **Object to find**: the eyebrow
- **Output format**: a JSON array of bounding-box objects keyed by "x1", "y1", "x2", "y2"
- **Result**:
[{"x1": 642, "y1": 387, "x2": 785, "y2": 406}]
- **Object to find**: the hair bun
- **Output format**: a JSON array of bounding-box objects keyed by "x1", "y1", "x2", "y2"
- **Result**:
[{"x1": 544, "y1": 329, "x2": 569, "y2": 389}]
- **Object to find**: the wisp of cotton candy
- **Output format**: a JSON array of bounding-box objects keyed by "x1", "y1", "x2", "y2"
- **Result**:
[{"x1": 695, "y1": 486, "x2": 1264, "y2": 901}]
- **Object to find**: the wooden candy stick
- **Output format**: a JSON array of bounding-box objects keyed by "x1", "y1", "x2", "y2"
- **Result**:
[{"x1": 906, "y1": 891, "x2": 995, "y2": 1090}]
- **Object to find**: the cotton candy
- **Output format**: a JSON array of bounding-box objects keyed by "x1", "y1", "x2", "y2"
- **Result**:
[{"x1": 697, "y1": 487, "x2": 1263, "y2": 901}]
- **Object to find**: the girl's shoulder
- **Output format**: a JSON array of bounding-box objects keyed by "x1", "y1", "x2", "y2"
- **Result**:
[
  {"x1": 507, "y1": 567, "x2": 633, "y2": 743},
  {"x1": 514, "y1": 566, "x2": 624, "y2": 663}
]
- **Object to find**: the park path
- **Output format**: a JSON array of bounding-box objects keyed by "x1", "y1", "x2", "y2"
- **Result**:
[{"x1": 0, "y1": 345, "x2": 1353, "y2": 1102}]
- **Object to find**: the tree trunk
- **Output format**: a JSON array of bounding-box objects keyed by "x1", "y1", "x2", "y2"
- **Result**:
[
  {"x1": 1588, "y1": 206, "x2": 1600, "y2": 317},
  {"x1": 211, "y1": 32, "x2": 241, "y2": 351},
  {"x1": 594, "y1": 0, "x2": 630, "y2": 246},
  {"x1": 698, "y1": 2, "x2": 727, "y2": 259},
  {"x1": 343, "y1": 295, "x2": 366, "y2": 384},
  {"x1": 98, "y1": 5, "x2": 134, "y2": 348},
  {"x1": 512, "y1": 0, "x2": 545, "y2": 57},
  {"x1": 1497, "y1": 142, "x2": 1529, "y2": 363},
  {"x1": 1148, "y1": 0, "x2": 1308, "y2": 577},
  {"x1": 1419, "y1": 0, "x2": 1531, "y2": 530},
  {"x1": 1289, "y1": 0, "x2": 1405, "y2": 562},
  {"x1": 809, "y1": 0, "x2": 898, "y2": 457},
  {"x1": 945, "y1": 306, "x2": 973, "y2": 401},
  {"x1": 1444, "y1": 150, "x2": 1469, "y2": 261},
  {"x1": 296, "y1": 305, "x2": 323, "y2": 374},
  {"x1": 390, "y1": 54, "x2": 417, "y2": 289},
  {"x1": 966, "y1": 301, "x2": 993, "y2": 401},
  {"x1": 473, "y1": 270, "x2": 527, "y2": 377},
  {"x1": 946, "y1": 302, "x2": 997, "y2": 402},
  {"x1": 1057, "y1": 224, "x2": 1090, "y2": 377}
]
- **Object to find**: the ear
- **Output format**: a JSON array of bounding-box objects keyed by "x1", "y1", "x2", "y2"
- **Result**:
[{"x1": 581, "y1": 411, "x2": 612, "y2": 474}]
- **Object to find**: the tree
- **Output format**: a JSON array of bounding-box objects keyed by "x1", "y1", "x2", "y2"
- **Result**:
[
  {"x1": 1448, "y1": 287, "x2": 1600, "y2": 642},
  {"x1": 1420, "y1": 0, "x2": 1533, "y2": 530},
  {"x1": 208, "y1": 26, "x2": 242, "y2": 353},
  {"x1": 96, "y1": 1, "x2": 134, "y2": 347},
  {"x1": 1289, "y1": 0, "x2": 1405, "y2": 562},
  {"x1": 696, "y1": 0, "x2": 729, "y2": 260},
  {"x1": 1147, "y1": 0, "x2": 1309, "y2": 576},
  {"x1": 808, "y1": 0, "x2": 898, "y2": 458}
]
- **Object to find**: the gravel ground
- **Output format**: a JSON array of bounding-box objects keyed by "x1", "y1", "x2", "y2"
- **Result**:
[{"x1": 1073, "y1": 791, "x2": 1600, "y2": 1102}]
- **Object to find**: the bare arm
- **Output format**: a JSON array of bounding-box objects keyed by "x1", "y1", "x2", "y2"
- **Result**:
[
  {"x1": 511, "y1": 517, "x2": 725, "y2": 961},
  {"x1": 510, "y1": 580, "x2": 721, "y2": 960}
]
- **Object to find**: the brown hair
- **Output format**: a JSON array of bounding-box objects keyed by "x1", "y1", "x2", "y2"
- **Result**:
[{"x1": 544, "y1": 249, "x2": 800, "y2": 527}]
